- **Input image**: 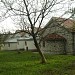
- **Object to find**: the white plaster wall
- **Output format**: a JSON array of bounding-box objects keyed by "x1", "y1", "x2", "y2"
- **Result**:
[
  {"x1": 17, "y1": 41, "x2": 25, "y2": 50},
  {"x1": 17, "y1": 40, "x2": 37, "y2": 50},
  {"x1": 26, "y1": 40, "x2": 36, "y2": 50},
  {"x1": 3, "y1": 43, "x2": 17, "y2": 50}
]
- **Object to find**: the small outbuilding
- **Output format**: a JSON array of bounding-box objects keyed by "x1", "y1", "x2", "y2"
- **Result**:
[
  {"x1": 40, "y1": 17, "x2": 75, "y2": 54},
  {"x1": 3, "y1": 31, "x2": 39, "y2": 51}
]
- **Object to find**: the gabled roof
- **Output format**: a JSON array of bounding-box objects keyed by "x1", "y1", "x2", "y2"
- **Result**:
[
  {"x1": 40, "y1": 17, "x2": 75, "y2": 34},
  {"x1": 4, "y1": 38, "x2": 17, "y2": 43},
  {"x1": 11, "y1": 30, "x2": 29, "y2": 38}
]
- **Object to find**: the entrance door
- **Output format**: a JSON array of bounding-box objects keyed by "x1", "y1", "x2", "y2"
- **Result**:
[{"x1": 46, "y1": 40, "x2": 65, "y2": 54}]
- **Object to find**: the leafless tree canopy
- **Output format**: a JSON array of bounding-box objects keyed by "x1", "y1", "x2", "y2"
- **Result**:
[{"x1": 0, "y1": 0, "x2": 74, "y2": 32}]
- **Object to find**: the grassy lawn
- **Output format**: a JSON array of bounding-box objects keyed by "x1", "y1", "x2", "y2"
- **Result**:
[{"x1": 0, "y1": 51, "x2": 75, "y2": 75}]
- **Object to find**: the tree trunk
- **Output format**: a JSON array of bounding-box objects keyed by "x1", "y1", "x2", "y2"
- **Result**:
[{"x1": 32, "y1": 35, "x2": 46, "y2": 63}]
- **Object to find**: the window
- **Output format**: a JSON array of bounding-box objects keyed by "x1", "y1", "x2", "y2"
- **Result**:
[
  {"x1": 17, "y1": 41, "x2": 19, "y2": 45},
  {"x1": 4, "y1": 44, "x2": 5, "y2": 46},
  {"x1": 8, "y1": 43, "x2": 10, "y2": 47},
  {"x1": 25, "y1": 41, "x2": 27, "y2": 46}
]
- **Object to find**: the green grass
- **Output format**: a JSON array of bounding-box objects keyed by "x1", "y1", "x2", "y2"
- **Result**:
[{"x1": 0, "y1": 51, "x2": 75, "y2": 75}]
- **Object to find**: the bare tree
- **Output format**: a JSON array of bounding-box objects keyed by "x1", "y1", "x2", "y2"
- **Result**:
[
  {"x1": 70, "y1": 8, "x2": 75, "y2": 19},
  {"x1": 0, "y1": 0, "x2": 74, "y2": 63},
  {"x1": 0, "y1": 30, "x2": 10, "y2": 50}
]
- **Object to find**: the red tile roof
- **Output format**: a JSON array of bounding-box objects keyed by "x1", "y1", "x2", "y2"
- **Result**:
[{"x1": 44, "y1": 33, "x2": 66, "y2": 40}]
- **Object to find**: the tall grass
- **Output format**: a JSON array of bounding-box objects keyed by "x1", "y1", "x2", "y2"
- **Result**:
[{"x1": 0, "y1": 51, "x2": 75, "y2": 75}]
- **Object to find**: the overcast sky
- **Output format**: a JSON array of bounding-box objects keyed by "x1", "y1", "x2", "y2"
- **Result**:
[{"x1": 0, "y1": 0, "x2": 75, "y2": 33}]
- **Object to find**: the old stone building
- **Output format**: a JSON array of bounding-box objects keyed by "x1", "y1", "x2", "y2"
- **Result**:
[{"x1": 41, "y1": 17, "x2": 75, "y2": 54}]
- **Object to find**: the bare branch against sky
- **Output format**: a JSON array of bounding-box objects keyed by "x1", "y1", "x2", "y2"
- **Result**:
[{"x1": 0, "y1": 0, "x2": 75, "y2": 32}]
